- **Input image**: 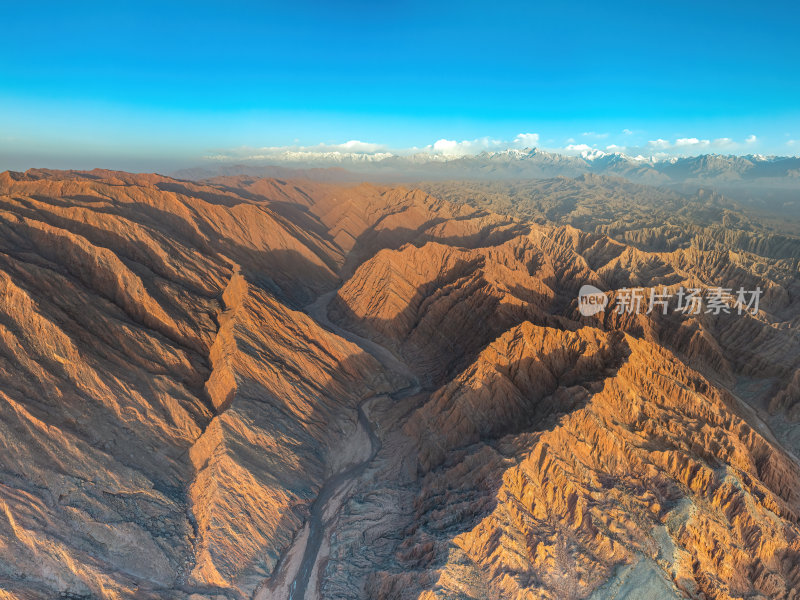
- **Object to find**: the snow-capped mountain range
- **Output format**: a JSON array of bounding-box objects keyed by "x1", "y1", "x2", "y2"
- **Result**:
[{"x1": 189, "y1": 147, "x2": 800, "y2": 186}]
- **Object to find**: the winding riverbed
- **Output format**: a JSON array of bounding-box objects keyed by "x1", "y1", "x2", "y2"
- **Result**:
[{"x1": 253, "y1": 290, "x2": 419, "y2": 600}]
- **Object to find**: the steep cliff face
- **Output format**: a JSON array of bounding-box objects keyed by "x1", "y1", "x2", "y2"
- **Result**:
[
  {"x1": 393, "y1": 325, "x2": 800, "y2": 599},
  {"x1": 187, "y1": 271, "x2": 396, "y2": 591},
  {"x1": 333, "y1": 222, "x2": 800, "y2": 402},
  {"x1": 210, "y1": 176, "x2": 525, "y2": 275},
  {"x1": 0, "y1": 169, "x2": 798, "y2": 600},
  {"x1": 329, "y1": 238, "x2": 562, "y2": 385},
  {"x1": 0, "y1": 170, "x2": 403, "y2": 598}
]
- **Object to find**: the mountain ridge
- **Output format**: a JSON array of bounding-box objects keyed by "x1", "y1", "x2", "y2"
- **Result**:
[
  {"x1": 0, "y1": 169, "x2": 798, "y2": 599},
  {"x1": 173, "y1": 148, "x2": 800, "y2": 187}
]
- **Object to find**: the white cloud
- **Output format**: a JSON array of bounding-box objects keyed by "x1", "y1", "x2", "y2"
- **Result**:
[
  {"x1": 204, "y1": 132, "x2": 774, "y2": 164},
  {"x1": 647, "y1": 139, "x2": 671, "y2": 150},
  {"x1": 204, "y1": 140, "x2": 393, "y2": 162},
  {"x1": 431, "y1": 139, "x2": 463, "y2": 155},
  {"x1": 336, "y1": 140, "x2": 386, "y2": 153},
  {"x1": 424, "y1": 133, "x2": 541, "y2": 156},
  {"x1": 564, "y1": 143, "x2": 594, "y2": 153},
  {"x1": 674, "y1": 137, "x2": 711, "y2": 148},
  {"x1": 712, "y1": 137, "x2": 736, "y2": 148},
  {"x1": 428, "y1": 137, "x2": 503, "y2": 156},
  {"x1": 613, "y1": 134, "x2": 765, "y2": 159},
  {"x1": 293, "y1": 140, "x2": 389, "y2": 154},
  {"x1": 562, "y1": 144, "x2": 606, "y2": 159},
  {"x1": 512, "y1": 132, "x2": 540, "y2": 147}
]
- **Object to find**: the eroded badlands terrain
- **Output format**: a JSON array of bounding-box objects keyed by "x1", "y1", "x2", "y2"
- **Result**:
[{"x1": 0, "y1": 169, "x2": 798, "y2": 599}]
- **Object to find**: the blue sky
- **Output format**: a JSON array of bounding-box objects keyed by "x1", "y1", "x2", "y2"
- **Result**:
[{"x1": 1, "y1": 0, "x2": 799, "y2": 170}]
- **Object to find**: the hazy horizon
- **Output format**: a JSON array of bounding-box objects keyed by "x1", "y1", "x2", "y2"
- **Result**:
[{"x1": 3, "y1": 139, "x2": 800, "y2": 176}]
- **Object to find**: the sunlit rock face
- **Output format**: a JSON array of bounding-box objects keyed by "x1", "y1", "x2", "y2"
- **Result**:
[{"x1": 0, "y1": 168, "x2": 798, "y2": 599}]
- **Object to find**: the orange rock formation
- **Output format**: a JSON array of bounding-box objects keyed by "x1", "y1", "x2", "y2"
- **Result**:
[{"x1": 0, "y1": 168, "x2": 798, "y2": 599}]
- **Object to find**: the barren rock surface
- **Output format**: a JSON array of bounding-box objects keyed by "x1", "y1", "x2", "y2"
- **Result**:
[{"x1": 0, "y1": 169, "x2": 798, "y2": 599}]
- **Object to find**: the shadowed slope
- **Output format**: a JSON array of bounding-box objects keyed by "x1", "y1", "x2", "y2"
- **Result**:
[{"x1": 0, "y1": 169, "x2": 798, "y2": 600}]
